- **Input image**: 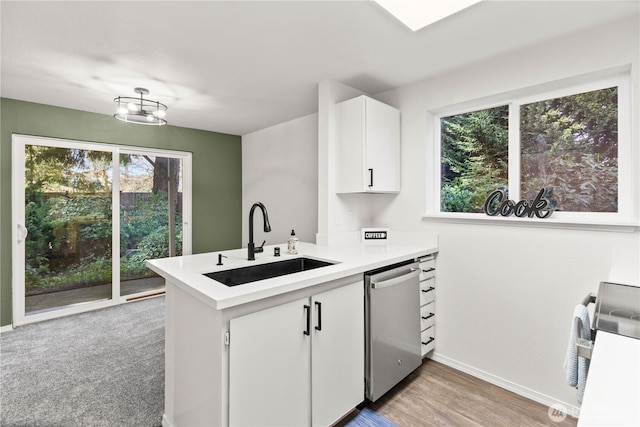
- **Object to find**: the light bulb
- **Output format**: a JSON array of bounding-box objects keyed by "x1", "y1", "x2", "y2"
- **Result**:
[
  {"x1": 127, "y1": 102, "x2": 139, "y2": 112},
  {"x1": 153, "y1": 109, "x2": 166, "y2": 118},
  {"x1": 117, "y1": 106, "x2": 128, "y2": 115}
]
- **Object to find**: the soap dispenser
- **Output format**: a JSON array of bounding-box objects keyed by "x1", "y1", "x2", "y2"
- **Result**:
[{"x1": 287, "y1": 230, "x2": 299, "y2": 255}]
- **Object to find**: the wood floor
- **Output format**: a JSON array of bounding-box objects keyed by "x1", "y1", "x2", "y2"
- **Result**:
[{"x1": 339, "y1": 359, "x2": 577, "y2": 427}]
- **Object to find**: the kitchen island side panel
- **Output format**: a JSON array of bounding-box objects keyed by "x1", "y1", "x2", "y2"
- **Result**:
[{"x1": 164, "y1": 280, "x2": 227, "y2": 427}]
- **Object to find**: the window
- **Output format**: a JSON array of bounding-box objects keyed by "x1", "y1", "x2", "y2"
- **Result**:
[
  {"x1": 440, "y1": 105, "x2": 509, "y2": 213},
  {"x1": 434, "y1": 74, "x2": 632, "y2": 226},
  {"x1": 520, "y1": 87, "x2": 618, "y2": 213}
]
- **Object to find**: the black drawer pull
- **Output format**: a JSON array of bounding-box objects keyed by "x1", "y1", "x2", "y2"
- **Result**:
[
  {"x1": 421, "y1": 287, "x2": 435, "y2": 293},
  {"x1": 422, "y1": 268, "x2": 435, "y2": 272},
  {"x1": 422, "y1": 337, "x2": 435, "y2": 346},
  {"x1": 421, "y1": 313, "x2": 435, "y2": 320}
]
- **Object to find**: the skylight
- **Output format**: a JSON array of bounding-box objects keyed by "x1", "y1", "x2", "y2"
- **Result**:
[{"x1": 374, "y1": 0, "x2": 483, "y2": 32}]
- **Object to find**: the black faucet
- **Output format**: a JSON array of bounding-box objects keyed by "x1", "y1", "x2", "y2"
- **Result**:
[{"x1": 248, "y1": 202, "x2": 271, "y2": 260}]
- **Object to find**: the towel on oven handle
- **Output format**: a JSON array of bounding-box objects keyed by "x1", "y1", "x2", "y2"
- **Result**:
[{"x1": 563, "y1": 304, "x2": 591, "y2": 403}]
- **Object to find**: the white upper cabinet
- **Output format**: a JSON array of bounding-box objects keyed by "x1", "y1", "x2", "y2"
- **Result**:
[{"x1": 336, "y1": 95, "x2": 400, "y2": 193}]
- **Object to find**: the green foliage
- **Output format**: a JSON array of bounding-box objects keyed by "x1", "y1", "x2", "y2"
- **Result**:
[
  {"x1": 441, "y1": 181, "x2": 474, "y2": 212},
  {"x1": 26, "y1": 255, "x2": 112, "y2": 294},
  {"x1": 22, "y1": 146, "x2": 183, "y2": 295},
  {"x1": 24, "y1": 191, "x2": 182, "y2": 294},
  {"x1": 25, "y1": 146, "x2": 112, "y2": 193},
  {"x1": 24, "y1": 188, "x2": 55, "y2": 271},
  {"x1": 120, "y1": 192, "x2": 183, "y2": 280},
  {"x1": 441, "y1": 106, "x2": 509, "y2": 212},
  {"x1": 440, "y1": 86, "x2": 618, "y2": 214},
  {"x1": 521, "y1": 87, "x2": 618, "y2": 212}
]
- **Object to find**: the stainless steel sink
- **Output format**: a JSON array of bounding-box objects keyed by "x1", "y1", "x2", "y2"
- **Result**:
[{"x1": 204, "y1": 257, "x2": 335, "y2": 287}]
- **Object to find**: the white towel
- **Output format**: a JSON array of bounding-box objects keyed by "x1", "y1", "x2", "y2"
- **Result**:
[{"x1": 563, "y1": 304, "x2": 591, "y2": 403}]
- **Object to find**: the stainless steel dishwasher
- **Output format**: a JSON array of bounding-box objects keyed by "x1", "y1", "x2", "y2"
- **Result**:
[{"x1": 365, "y1": 259, "x2": 421, "y2": 402}]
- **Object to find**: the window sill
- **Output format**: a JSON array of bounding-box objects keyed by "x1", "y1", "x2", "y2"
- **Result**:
[{"x1": 422, "y1": 213, "x2": 638, "y2": 233}]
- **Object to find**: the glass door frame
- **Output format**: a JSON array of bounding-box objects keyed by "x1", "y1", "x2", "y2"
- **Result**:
[{"x1": 11, "y1": 134, "x2": 192, "y2": 326}]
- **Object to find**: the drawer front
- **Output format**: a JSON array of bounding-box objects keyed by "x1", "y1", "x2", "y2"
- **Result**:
[
  {"x1": 418, "y1": 255, "x2": 435, "y2": 265},
  {"x1": 421, "y1": 326, "x2": 435, "y2": 356},
  {"x1": 420, "y1": 278, "x2": 435, "y2": 306},
  {"x1": 420, "y1": 302, "x2": 435, "y2": 330},
  {"x1": 419, "y1": 262, "x2": 436, "y2": 281}
]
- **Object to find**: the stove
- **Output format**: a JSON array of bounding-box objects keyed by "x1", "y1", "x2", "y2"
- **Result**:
[{"x1": 593, "y1": 281, "x2": 640, "y2": 340}]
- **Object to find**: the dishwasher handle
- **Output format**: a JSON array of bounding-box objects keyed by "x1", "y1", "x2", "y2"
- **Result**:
[{"x1": 370, "y1": 268, "x2": 419, "y2": 290}]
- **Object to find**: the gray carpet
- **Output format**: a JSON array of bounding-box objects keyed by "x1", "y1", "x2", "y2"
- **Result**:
[{"x1": 0, "y1": 296, "x2": 165, "y2": 427}]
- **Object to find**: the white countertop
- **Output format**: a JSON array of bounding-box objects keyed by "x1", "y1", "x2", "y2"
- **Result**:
[
  {"x1": 146, "y1": 240, "x2": 437, "y2": 310},
  {"x1": 578, "y1": 331, "x2": 640, "y2": 426}
]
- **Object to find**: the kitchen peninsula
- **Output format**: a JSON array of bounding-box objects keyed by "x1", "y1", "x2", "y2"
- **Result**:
[{"x1": 147, "y1": 239, "x2": 437, "y2": 427}]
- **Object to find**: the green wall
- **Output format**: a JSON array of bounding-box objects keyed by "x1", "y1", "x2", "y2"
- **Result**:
[{"x1": 0, "y1": 98, "x2": 243, "y2": 327}]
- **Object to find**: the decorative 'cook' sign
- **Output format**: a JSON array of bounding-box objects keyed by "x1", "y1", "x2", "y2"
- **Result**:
[{"x1": 483, "y1": 188, "x2": 554, "y2": 219}]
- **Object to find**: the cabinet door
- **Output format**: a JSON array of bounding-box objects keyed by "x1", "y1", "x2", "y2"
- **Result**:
[
  {"x1": 229, "y1": 298, "x2": 311, "y2": 427},
  {"x1": 336, "y1": 95, "x2": 400, "y2": 194},
  {"x1": 365, "y1": 97, "x2": 400, "y2": 193},
  {"x1": 311, "y1": 282, "x2": 365, "y2": 426}
]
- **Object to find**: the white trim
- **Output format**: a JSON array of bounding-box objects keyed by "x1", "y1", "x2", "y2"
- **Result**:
[
  {"x1": 112, "y1": 149, "x2": 121, "y2": 301},
  {"x1": 11, "y1": 134, "x2": 192, "y2": 326},
  {"x1": 11, "y1": 137, "x2": 26, "y2": 328},
  {"x1": 422, "y1": 212, "x2": 637, "y2": 233},
  {"x1": 14, "y1": 300, "x2": 119, "y2": 326},
  {"x1": 0, "y1": 324, "x2": 15, "y2": 333},
  {"x1": 118, "y1": 146, "x2": 193, "y2": 256},
  {"x1": 430, "y1": 69, "x2": 635, "y2": 228},
  {"x1": 429, "y1": 352, "x2": 581, "y2": 419},
  {"x1": 507, "y1": 102, "x2": 520, "y2": 202},
  {"x1": 161, "y1": 413, "x2": 176, "y2": 427}
]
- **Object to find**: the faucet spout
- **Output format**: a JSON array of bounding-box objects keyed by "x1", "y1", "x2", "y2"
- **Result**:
[{"x1": 248, "y1": 202, "x2": 271, "y2": 260}]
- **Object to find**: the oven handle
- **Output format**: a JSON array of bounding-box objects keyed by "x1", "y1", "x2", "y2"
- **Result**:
[{"x1": 371, "y1": 269, "x2": 420, "y2": 290}]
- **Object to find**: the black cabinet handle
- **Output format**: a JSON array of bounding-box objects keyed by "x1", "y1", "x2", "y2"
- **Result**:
[
  {"x1": 422, "y1": 337, "x2": 435, "y2": 346},
  {"x1": 421, "y1": 313, "x2": 435, "y2": 320},
  {"x1": 303, "y1": 305, "x2": 310, "y2": 336},
  {"x1": 368, "y1": 168, "x2": 373, "y2": 187},
  {"x1": 315, "y1": 301, "x2": 322, "y2": 331},
  {"x1": 421, "y1": 287, "x2": 435, "y2": 293}
]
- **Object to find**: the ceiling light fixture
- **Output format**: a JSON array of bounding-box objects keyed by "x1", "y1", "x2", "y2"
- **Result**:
[{"x1": 114, "y1": 87, "x2": 167, "y2": 126}]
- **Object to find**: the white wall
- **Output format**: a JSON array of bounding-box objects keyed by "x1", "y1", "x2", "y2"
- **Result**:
[
  {"x1": 317, "y1": 79, "x2": 377, "y2": 245},
  {"x1": 241, "y1": 8, "x2": 639, "y2": 416},
  {"x1": 370, "y1": 14, "x2": 640, "y2": 412},
  {"x1": 242, "y1": 113, "x2": 319, "y2": 246}
]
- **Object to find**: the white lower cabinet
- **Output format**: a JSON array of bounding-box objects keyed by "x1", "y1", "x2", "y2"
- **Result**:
[{"x1": 229, "y1": 281, "x2": 364, "y2": 427}]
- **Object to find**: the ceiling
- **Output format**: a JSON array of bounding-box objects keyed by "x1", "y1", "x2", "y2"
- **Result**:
[{"x1": 1, "y1": 1, "x2": 638, "y2": 136}]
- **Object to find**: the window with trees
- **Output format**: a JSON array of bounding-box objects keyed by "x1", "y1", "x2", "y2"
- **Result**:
[{"x1": 436, "y1": 74, "x2": 632, "y2": 225}]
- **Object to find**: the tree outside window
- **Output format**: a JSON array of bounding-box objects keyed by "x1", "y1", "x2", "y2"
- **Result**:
[
  {"x1": 520, "y1": 87, "x2": 618, "y2": 212},
  {"x1": 439, "y1": 85, "x2": 619, "y2": 216},
  {"x1": 440, "y1": 106, "x2": 509, "y2": 213}
]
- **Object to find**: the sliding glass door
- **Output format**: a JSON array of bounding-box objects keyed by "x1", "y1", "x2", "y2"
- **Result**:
[
  {"x1": 12, "y1": 135, "x2": 191, "y2": 325},
  {"x1": 119, "y1": 152, "x2": 184, "y2": 298}
]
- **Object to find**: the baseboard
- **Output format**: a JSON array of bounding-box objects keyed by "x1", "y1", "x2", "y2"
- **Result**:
[
  {"x1": 161, "y1": 414, "x2": 175, "y2": 427},
  {"x1": 0, "y1": 324, "x2": 15, "y2": 334},
  {"x1": 429, "y1": 352, "x2": 581, "y2": 419}
]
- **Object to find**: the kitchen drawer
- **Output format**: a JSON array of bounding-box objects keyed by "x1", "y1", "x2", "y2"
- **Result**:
[
  {"x1": 421, "y1": 326, "x2": 435, "y2": 356},
  {"x1": 419, "y1": 261, "x2": 435, "y2": 281},
  {"x1": 420, "y1": 302, "x2": 435, "y2": 331},
  {"x1": 417, "y1": 254, "x2": 435, "y2": 265},
  {"x1": 420, "y1": 278, "x2": 435, "y2": 306}
]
